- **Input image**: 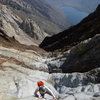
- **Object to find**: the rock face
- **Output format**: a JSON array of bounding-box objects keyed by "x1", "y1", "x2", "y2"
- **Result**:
[
  {"x1": 45, "y1": 34, "x2": 100, "y2": 73},
  {"x1": 60, "y1": 35, "x2": 100, "y2": 73},
  {"x1": 53, "y1": 68, "x2": 100, "y2": 90},
  {"x1": 52, "y1": 68, "x2": 100, "y2": 100},
  {"x1": 0, "y1": 65, "x2": 57, "y2": 100},
  {"x1": 40, "y1": 5, "x2": 100, "y2": 51},
  {"x1": 0, "y1": 35, "x2": 100, "y2": 100}
]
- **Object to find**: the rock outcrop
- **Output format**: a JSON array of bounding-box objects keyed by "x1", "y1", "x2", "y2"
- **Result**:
[
  {"x1": 52, "y1": 68, "x2": 100, "y2": 100},
  {"x1": 46, "y1": 34, "x2": 100, "y2": 73},
  {"x1": 20, "y1": 19, "x2": 48, "y2": 43}
]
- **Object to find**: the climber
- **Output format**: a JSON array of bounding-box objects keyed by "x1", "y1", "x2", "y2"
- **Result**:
[{"x1": 34, "y1": 81, "x2": 57, "y2": 100}]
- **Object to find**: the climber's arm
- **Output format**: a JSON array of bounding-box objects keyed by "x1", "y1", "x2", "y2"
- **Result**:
[
  {"x1": 34, "y1": 88, "x2": 39, "y2": 97},
  {"x1": 45, "y1": 86, "x2": 56, "y2": 98}
]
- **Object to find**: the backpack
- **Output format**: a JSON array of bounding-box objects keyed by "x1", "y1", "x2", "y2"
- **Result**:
[{"x1": 39, "y1": 86, "x2": 46, "y2": 93}]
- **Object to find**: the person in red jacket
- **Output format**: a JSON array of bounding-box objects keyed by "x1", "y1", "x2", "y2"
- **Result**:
[{"x1": 34, "y1": 81, "x2": 57, "y2": 100}]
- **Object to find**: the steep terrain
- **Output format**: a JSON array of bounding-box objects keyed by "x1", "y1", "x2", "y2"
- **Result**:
[
  {"x1": 0, "y1": 28, "x2": 57, "y2": 100},
  {"x1": 0, "y1": 33, "x2": 100, "y2": 100}
]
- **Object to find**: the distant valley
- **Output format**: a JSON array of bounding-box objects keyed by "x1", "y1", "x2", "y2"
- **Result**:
[
  {"x1": 45, "y1": 0, "x2": 100, "y2": 24},
  {"x1": 60, "y1": 6, "x2": 89, "y2": 24},
  {"x1": 45, "y1": 0, "x2": 100, "y2": 13}
]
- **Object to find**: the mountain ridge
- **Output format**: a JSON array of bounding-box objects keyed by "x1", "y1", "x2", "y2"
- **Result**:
[
  {"x1": 40, "y1": 4, "x2": 100, "y2": 51},
  {"x1": 0, "y1": 0, "x2": 70, "y2": 44}
]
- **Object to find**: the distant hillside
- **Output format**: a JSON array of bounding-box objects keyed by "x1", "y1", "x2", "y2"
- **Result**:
[
  {"x1": 45, "y1": 0, "x2": 100, "y2": 13},
  {"x1": 0, "y1": 0, "x2": 70, "y2": 44}
]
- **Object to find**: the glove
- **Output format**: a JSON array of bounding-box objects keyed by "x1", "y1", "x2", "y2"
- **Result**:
[
  {"x1": 53, "y1": 97, "x2": 57, "y2": 100},
  {"x1": 35, "y1": 94, "x2": 39, "y2": 98}
]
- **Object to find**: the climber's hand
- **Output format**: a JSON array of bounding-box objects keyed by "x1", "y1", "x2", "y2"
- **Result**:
[
  {"x1": 39, "y1": 97, "x2": 43, "y2": 99},
  {"x1": 52, "y1": 97, "x2": 57, "y2": 100},
  {"x1": 35, "y1": 94, "x2": 39, "y2": 98}
]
